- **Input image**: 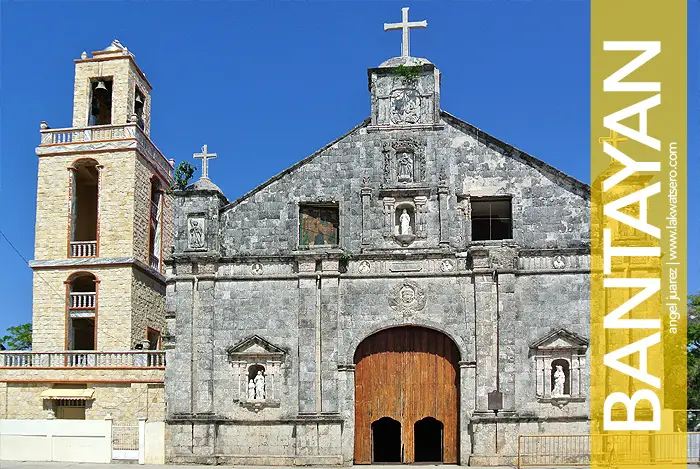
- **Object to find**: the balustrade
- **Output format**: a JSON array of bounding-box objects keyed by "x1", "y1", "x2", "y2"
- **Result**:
[
  {"x1": 70, "y1": 241, "x2": 97, "y2": 257},
  {"x1": 69, "y1": 292, "x2": 96, "y2": 309},
  {"x1": 0, "y1": 350, "x2": 166, "y2": 368}
]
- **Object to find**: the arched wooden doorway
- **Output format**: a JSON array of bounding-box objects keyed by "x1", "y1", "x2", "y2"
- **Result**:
[{"x1": 354, "y1": 326, "x2": 460, "y2": 464}]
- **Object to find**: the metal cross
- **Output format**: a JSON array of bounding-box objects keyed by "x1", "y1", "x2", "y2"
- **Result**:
[
  {"x1": 193, "y1": 144, "x2": 217, "y2": 180},
  {"x1": 598, "y1": 129, "x2": 629, "y2": 148},
  {"x1": 384, "y1": 7, "x2": 427, "y2": 58}
]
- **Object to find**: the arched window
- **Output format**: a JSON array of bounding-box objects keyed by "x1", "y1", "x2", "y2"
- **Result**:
[
  {"x1": 69, "y1": 160, "x2": 99, "y2": 257},
  {"x1": 67, "y1": 273, "x2": 97, "y2": 351},
  {"x1": 148, "y1": 178, "x2": 163, "y2": 271}
]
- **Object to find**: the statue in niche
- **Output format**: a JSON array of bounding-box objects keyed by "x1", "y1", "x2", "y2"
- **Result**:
[
  {"x1": 552, "y1": 365, "x2": 566, "y2": 397},
  {"x1": 399, "y1": 209, "x2": 412, "y2": 235},
  {"x1": 248, "y1": 379, "x2": 256, "y2": 400},
  {"x1": 397, "y1": 152, "x2": 413, "y2": 182},
  {"x1": 188, "y1": 218, "x2": 205, "y2": 249},
  {"x1": 254, "y1": 370, "x2": 266, "y2": 400}
]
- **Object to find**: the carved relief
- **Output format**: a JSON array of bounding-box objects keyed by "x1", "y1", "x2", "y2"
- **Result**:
[
  {"x1": 187, "y1": 217, "x2": 205, "y2": 250},
  {"x1": 440, "y1": 259, "x2": 455, "y2": 272},
  {"x1": 390, "y1": 88, "x2": 421, "y2": 124},
  {"x1": 389, "y1": 279, "x2": 426, "y2": 314},
  {"x1": 381, "y1": 139, "x2": 426, "y2": 184},
  {"x1": 227, "y1": 336, "x2": 285, "y2": 412},
  {"x1": 251, "y1": 262, "x2": 263, "y2": 275},
  {"x1": 552, "y1": 255, "x2": 566, "y2": 269},
  {"x1": 358, "y1": 260, "x2": 372, "y2": 274}
]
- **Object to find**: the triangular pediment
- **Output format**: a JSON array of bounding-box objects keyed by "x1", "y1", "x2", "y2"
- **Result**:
[
  {"x1": 530, "y1": 328, "x2": 588, "y2": 351},
  {"x1": 226, "y1": 335, "x2": 286, "y2": 357}
]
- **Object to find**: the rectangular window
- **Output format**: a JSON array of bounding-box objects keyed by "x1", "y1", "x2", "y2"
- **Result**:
[
  {"x1": 147, "y1": 327, "x2": 161, "y2": 350},
  {"x1": 299, "y1": 204, "x2": 339, "y2": 247},
  {"x1": 471, "y1": 197, "x2": 512, "y2": 241}
]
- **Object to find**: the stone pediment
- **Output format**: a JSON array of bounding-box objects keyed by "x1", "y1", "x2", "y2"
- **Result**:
[
  {"x1": 226, "y1": 335, "x2": 286, "y2": 360},
  {"x1": 530, "y1": 329, "x2": 588, "y2": 353}
]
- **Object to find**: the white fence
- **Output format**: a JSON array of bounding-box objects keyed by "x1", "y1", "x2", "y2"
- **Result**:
[{"x1": 0, "y1": 418, "x2": 163, "y2": 464}]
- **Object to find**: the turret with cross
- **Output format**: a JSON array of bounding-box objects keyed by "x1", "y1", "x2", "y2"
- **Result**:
[
  {"x1": 193, "y1": 144, "x2": 217, "y2": 181},
  {"x1": 384, "y1": 7, "x2": 427, "y2": 58}
]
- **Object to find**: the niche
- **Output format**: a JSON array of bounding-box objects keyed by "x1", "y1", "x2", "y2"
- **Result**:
[{"x1": 550, "y1": 358, "x2": 571, "y2": 397}]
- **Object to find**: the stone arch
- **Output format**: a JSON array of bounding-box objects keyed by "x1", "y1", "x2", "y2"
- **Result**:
[{"x1": 345, "y1": 318, "x2": 468, "y2": 365}]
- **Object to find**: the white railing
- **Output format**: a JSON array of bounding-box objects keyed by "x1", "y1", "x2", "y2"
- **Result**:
[
  {"x1": 40, "y1": 124, "x2": 136, "y2": 145},
  {"x1": 149, "y1": 254, "x2": 160, "y2": 271},
  {"x1": 69, "y1": 292, "x2": 96, "y2": 309},
  {"x1": 39, "y1": 123, "x2": 173, "y2": 178},
  {"x1": 0, "y1": 350, "x2": 166, "y2": 368},
  {"x1": 70, "y1": 240, "x2": 97, "y2": 257}
]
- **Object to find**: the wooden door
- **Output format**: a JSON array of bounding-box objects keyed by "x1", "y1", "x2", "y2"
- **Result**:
[{"x1": 354, "y1": 327, "x2": 460, "y2": 464}]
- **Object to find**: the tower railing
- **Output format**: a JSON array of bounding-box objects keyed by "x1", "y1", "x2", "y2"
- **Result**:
[
  {"x1": 0, "y1": 350, "x2": 166, "y2": 368},
  {"x1": 70, "y1": 240, "x2": 98, "y2": 257}
]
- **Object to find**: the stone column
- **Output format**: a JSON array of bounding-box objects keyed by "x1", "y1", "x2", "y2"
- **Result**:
[
  {"x1": 438, "y1": 181, "x2": 450, "y2": 246},
  {"x1": 167, "y1": 265, "x2": 194, "y2": 416},
  {"x1": 192, "y1": 265, "x2": 216, "y2": 415},
  {"x1": 459, "y1": 361, "x2": 476, "y2": 465},
  {"x1": 497, "y1": 271, "x2": 517, "y2": 411},
  {"x1": 320, "y1": 259, "x2": 340, "y2": 413},
  {"x1": 338, "y1": 364, "x2": 356, "y2": 465},
  {"x1": 360, "y1": 186, "x2": 372, "y2": 247},
  {"x1": 471, "y1": 247, "x2": 497, "y2": 412},
  {"x1": 298, "y1": 259, "x2": 318, "y2": 414},
  {"x1": 383, "y1": 197, "x2": 395, "y2": 237}
]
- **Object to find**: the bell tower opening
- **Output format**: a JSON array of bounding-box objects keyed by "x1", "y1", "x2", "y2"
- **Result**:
[
  {"x1": 70, "y1": 160, "x2": 99, "y2": 257},
  {"x1": 372, "y1": 417, "x2": 402, "y2": 463},
  {"x1": 134, "y1": 88, "x2": 145, "y2": 129},
  {"x1": 67, "y1": 273, "x2": 97, "y2": 351},
  {"x1": 89, "y1": 78, "x2": 113, "y2": 126}
]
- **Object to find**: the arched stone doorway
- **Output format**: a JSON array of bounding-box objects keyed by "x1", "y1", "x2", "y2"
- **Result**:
[{"x1": 353, "y1": 326, "x2": 460, "y2": 464}]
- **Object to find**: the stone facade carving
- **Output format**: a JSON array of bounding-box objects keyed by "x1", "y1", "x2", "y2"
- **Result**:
[
  {"x1": 226, "y1": 336, "x2": 285, "y2": 412},
  {"x1": 251, "y1": 262, "x2": 263, "y2": 275},
  {"x1": 187, "y1": 217, "x2": 205, "y2": 250},
  {"x1": 552, "y1": 255, "x2": 566, "y2": 269},
  {"x1": 390, "y1": 88, "x2": 421, "y2": 125},
  {"x1": 381, "y1": 139, "x2": 426, "y2": 184},
  {"x1": 389, "y1": 279, "x2": 426, "y2": 314},
  {"x1": 530, "y1": 329, "x2": 588, "y2": 406},
  {"x1": 357, "y1": 260, "x2": 371, "y2": 274}
]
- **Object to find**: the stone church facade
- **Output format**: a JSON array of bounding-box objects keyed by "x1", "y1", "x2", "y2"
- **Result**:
[{"x1": 165, "y1": 14, "x2": 591, "y2": 465}]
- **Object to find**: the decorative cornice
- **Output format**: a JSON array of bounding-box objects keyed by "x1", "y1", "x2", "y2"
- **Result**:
[{"x1": 29, "y1": 257, "x2": 165, "y2": 283}]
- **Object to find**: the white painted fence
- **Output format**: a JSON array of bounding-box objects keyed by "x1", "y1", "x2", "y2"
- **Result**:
[
  {"x1": 0, "y1": 418, "x2": 164, "y2": 464},
  {"x1": 0, "y1": 419, "x2": 111, "y2": 463}
]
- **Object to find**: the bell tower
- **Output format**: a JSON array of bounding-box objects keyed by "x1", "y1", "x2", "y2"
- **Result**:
[
  {"x1": 31, "y1": 40, "x2": 173, "y2": 354},
  {"x1": 72, "y1": 40, "x2": 152, "y2": 135}
]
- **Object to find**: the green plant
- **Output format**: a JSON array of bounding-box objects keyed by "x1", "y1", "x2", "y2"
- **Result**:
[
  {"x1": 1, "y1": 323, "x2": 32, "y2": 350},
  {"x1": 172, "y1": 161, "x2": 197, "y2": 191},
  {"x1": 394, "y1": 64, "x2": 422, "y2": 82}
]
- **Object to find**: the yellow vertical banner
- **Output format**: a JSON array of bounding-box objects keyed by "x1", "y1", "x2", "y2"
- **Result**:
[{"x1": 591, "y1": 1, "x2": 687, "y2": 468}]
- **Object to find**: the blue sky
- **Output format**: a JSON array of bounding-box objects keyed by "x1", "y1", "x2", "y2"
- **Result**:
[{"x1": 0, "y1": 1, "x2": 697, "y2": 337}]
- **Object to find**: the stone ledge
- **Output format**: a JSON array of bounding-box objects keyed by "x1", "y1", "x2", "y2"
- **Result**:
[{"x1": 29, "y1": 257, "x2": 165, "y2": 283}]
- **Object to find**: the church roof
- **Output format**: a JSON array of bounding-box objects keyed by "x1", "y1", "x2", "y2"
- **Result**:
[{"x1": 187, "y1": 177, "x2": 225, "y2": 193}]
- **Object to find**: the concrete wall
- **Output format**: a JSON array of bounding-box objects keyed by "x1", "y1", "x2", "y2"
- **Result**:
[{"x1": 0, "y1": 419, "x2": 112, "y2": 463}]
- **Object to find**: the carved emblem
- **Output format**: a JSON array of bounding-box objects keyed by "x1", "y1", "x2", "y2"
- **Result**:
[
  {"x1": 187, "y1": 217, "x2": 205, "y2": 250},
  {"x1": 358, "y1": 260, "x2": 371, "y2": 274},
  {"x1": 390, "y1": 88, "x2": 421, "y2": 124},
  {"x1": 440, "y1": 259, "x2": 455, "y2": 272},
  {"x1": 251, "y1": 263, "x2": 263, "y2": 275},
  {"x1": 381, "y1": 138, "x2": 426, "y2": 184},
  {"x1": 552, "y1": 255, "x2": 566, "y2": 269},
  {"x1": 389, "y1": 279, "x2": 426, "y2": 314}
]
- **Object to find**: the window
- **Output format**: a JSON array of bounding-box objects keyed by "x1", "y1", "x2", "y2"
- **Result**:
[
  {"x1": 471, "y1": 197, "x2": 512, "y2": 241},
  {"x1": 147, "y1": 327, "x2": 161, "y2": 350},
  {"x1": 67, "y1": 273, "x2": 97, "y2": 351},
  {"x1": 299, "y1": 204, "x2": 339, "y2": 247},
  {"x1": 134, "y1": 89, "x2": 145, "y2": 130},
  {"x1": 89, "y1": 78, "x2": 113, "y2": 126},
  {"x1": 148, "y1": 179, "x2": 162, "y2": 271},
  {"x1": 70, "y1": 160, "x2": 99, "y2": 257}
]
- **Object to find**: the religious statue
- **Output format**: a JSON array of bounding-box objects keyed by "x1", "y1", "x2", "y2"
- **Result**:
[
  {"x1": 552, "y1": 365, "x2": 566, "y2": 397},
  {"x1": 397, "y1": 153, "x2": 413, "y2": 182},
  {"x1": 247, "y1": 379, "x2": 256, "y2": 400},
  {"x1": 399, "y1": 209, "x2": 412, "y2": 235},
  {"x1": 188, "y1": 219, "x2": 204, "y2": 249},
  {"x1": 254, "y1": 370, "x2": 266, "y2": 400}
]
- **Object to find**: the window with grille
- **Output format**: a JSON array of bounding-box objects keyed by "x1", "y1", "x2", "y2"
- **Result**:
[{"x1": 470, "y1": 198, "x2": 512, "y2": 241}]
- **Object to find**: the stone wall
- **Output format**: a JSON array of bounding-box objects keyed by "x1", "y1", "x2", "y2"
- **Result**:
[
  {"x1": 0, "y1": 379, "x2": 164, "y2": 424},
  {"x1": 131, "y1": 268, "x2": 166, "y2": 347}
]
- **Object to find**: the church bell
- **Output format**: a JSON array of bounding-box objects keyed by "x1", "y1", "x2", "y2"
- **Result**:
[{"x1": 94, "y1": 80, "x2": 108, "y2": 93}]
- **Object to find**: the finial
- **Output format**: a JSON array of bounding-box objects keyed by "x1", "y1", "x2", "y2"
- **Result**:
[
  {"x1": 193, "y1": 144, "x2": 218, "y2": 180},
  {"x1": 81, "y1": 51, "x2": 88, "y2": 59}
]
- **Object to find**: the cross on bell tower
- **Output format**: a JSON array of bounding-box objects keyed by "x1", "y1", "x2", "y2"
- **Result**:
[
  {"x1": 384, "y1": 7, "x2": 428, "y2": 58},
  {"x1": 193, "y1": 144, "x2": 217, "y2": 180}
]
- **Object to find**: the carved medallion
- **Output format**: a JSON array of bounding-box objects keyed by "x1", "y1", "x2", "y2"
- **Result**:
[
  {"x1": 358, "y1": 260, "x2": 371, "y2": 274},
  {"x1": 251, "y1": 263, "x2": 263, "y2": 275},
  {"x1": 552, "y1": 255, "x2": 566, "y2": 269},
  {"x1": 389, "y1": 279, "x2": 426, "y2": 314},
  {"x1": 390, "y1": 88, "x2": 420, "y2": 124},
  {"x1": 440, "y1": 259, "x2": 455, "y2": 272}
]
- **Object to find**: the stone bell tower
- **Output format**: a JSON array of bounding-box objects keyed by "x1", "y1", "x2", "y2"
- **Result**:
[{"x1": 31, "y1": 40, "x2": 173, "y2": 354}]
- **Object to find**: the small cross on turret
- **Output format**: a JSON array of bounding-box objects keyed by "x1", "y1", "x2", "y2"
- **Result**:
[
  {"x1": 193, "y1": 144, "x2": 217, "y2": 180},
  {"x1": 384, "y1": 7, "x2": 427, "y2": 58}
]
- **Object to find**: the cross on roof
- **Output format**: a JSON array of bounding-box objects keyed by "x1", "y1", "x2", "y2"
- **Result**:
[
  {"x1": 384, "y1": 7, "x2": 427, "y2": 58},
  {"x1": 598, "y1": 129, "x2": 629, "y2": 148},
  {"x1": 193, "y1": 144, "x2": 217, "y2": 180}
]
